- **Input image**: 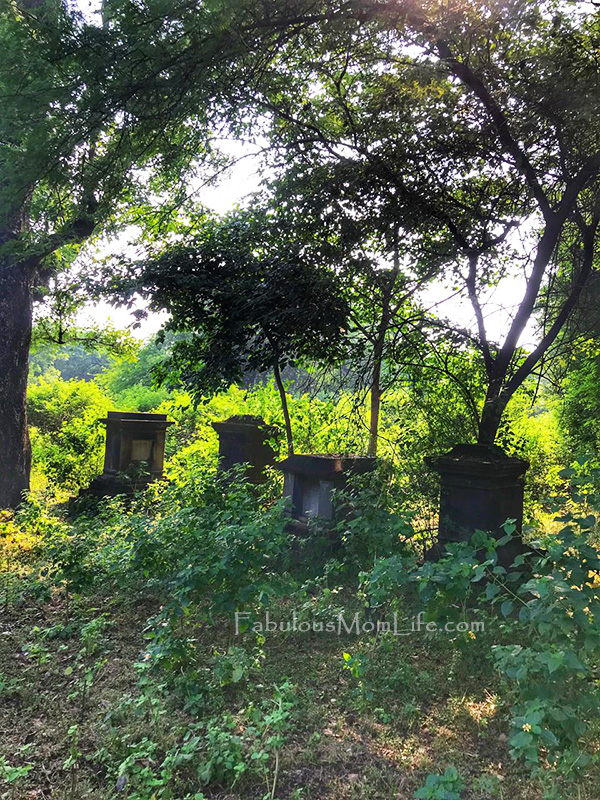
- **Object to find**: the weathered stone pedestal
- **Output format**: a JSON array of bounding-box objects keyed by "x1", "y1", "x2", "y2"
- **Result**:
[
  {"x1": 426, "y1": 444, "x2": 530, "y2": 565},
  {"x1": 276, "y1": 454, "x2": 376, "y2": 534},
  {"x1": 88, "y1": 411, "x2": 173, "y2": 496},
  {"x1": 212, "y1": 416, "x2": 277, "y2": 484}
]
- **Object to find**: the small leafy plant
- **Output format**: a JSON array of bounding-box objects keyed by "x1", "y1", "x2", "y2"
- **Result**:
[{"x1": 414, "y1": 767, "x2": 464, "y2": 800}]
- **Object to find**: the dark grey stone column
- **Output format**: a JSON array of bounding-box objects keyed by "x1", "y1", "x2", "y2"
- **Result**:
[
  {"x1": 212, "y1": 415, "x2": 277, "y2": 484},
  {"x1": 276, "y1": 454, "x2": 376, "y2": 534},
  {"x1": 426, "y1": 444, "x2": 529, "y2": 563},
  {"x1": 88, "y1": 411, "x2": 174, "y2": 496}
]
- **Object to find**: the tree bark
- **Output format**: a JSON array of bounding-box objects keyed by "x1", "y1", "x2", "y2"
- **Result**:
[
  {"x1": 477, "y1": 383, "x2": 509, "y2": 445},
  {"x1": 477, "y1": 216, "x2": 599, "y2": 446},
  {"x1": 273, "y1": 360, "x2": 294, "y2": 456},
  {"x1": 367, "y1": 337, "x2": 383, "y2": 457},
  {"x1": 367, "y1": 243, "x2": 399, "y2": 457},
  {"x1": 0, "y1": 256, "x2": 34, "y2": 508}
]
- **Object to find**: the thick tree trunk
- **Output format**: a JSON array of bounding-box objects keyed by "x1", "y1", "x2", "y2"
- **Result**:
[
  {"x1": 477, "y1": 380, "x2": 509, "y2": 445},
  {"x1": 0, "y1": 258, "x2": 34, "y2": 508}
]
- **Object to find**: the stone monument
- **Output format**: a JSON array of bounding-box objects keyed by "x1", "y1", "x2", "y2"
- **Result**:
[
  {"x1": 426, "y1": 443, "x2": 530, "y2": 564},
  {"x1": 88, "y1": 411, "x2": 173, "y2": 496},
  {"x1": 211, "y1": 415, "x2": 277, "y2": 484},
  {"x1": 276, "y1": 454, "x2": 376, "y2": 534}
]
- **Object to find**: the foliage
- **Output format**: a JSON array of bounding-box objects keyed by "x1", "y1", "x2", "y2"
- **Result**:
[
  {"x1": 496, "y1": 387, "x2": 566, "y2": 519},
  {"x1": 335, "y1": 466, "x2": 418, "y2": 568},
  {"x1": 24, "y1": 354, "x2": 566, "y2": 533},
  {"x1": 560, "y1": 338, "x2": 600, "y2": 460},
  {"x1": 0, "y1": 0, "x2": 257, "y2": 253},
  {"x1": 33, "y1": 275, "x2": 136, "y2": 357},
  {"x1": 248, "y1": 0, "x2": 600, "y2": 442},
  {"x1": 5, "y1": 3, "x2": 600, "y2": 794},
  {"x1": 0, "y1": 0, "x2": 289, "y2": 504},
  {"x1": 127, "y1": 210, "x2": 350, "y2": 392},
  {"x1": 107, "y1": 207, "x2": 352, "y2": 452},
  {"x1": 30, "y1": 344, "x2": 111, "y2": 382},
  {"x1": 0, "y1": 753, "x2": 34, "y2": 793},
  {"x1": 360, "y1": 511, "x2": 600, "y2": 772},
  {"x1": 27, "y1": 377, "x2": 111, "y2": 492},
  {"x1": 414, "y1": 767, "x2": 465, "y2": 800},
  {"x1": 99, "y1": 681, "x2": 295, "y2": 799},
  {"x1": 3, "y1": 439, "x2": 600, "y2": 796},
  {"x1": 489, "y1": 515, "x2": 600, "y2": 770},
  {"x1": 135, "y1": 487, "x2": 292, "y2": 701},
  {"x1": 101, "y1": 333, "x2": 177, "y2": 404}
]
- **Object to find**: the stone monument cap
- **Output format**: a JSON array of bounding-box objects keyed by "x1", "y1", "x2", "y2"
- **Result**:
[
  {"x1": 276, "y1": 453, "x2": 376, "y2": 479},
  {"x1": 212, "y1": 415, "x2": 278, "y2": 433},
  {"x1": 99, "y1": 411, "x2": 174, "y2": 427},
  {"x1": 426, "y1": 443, "x2": 529, "y2": 478}
]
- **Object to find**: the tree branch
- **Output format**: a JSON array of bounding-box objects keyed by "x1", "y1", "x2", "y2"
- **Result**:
[
  {"x1": 436, "y1": 39, "x2": 552, "y2": 220},
  {"x1": 504, "y1": 217, "x2": 599, "y2": 398},
  {"x1": 465, "y1": 251, "x2": 492, "y2": 374},
  {"x1": 558, "y1": 152, "x2": 600, "y2": 220}
]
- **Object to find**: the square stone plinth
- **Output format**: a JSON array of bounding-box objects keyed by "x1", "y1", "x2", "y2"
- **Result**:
[{"x1": 276, "y1": 454, "x2": 376, "y2": 533}]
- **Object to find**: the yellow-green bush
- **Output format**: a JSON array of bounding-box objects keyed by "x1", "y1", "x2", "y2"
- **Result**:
[{"x1": 28, "y1": 377, "x2": 112, "y2": 494}]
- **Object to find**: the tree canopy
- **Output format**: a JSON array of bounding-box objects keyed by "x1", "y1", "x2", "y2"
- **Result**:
[
  {"x1": 108, "y1": 0, "x2": 600, "y2": 445},
  {"x1": 3, "y1": 0, "x2": 600, "y2": 505},
  {"x1": 116, "y1": 208, "x2": 350, "y2": 452}
]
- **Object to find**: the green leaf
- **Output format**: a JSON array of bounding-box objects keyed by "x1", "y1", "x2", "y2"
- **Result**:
[
  {"x1": 510, "y1": 730, "x2": 534, "y2": 748},
  {"x1": 558, "y1": 468, "x2": 576, "y2": 478},
  {"x1": 501, "y1": 600, "x2": 514, "y2": 617}
]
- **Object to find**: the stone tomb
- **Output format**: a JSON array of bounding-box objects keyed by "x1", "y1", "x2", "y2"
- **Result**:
[
  {"x1": 276, "y1": 454, "x2": 376, "y2": 533},
  {"x1": 426, "y1": 443, "x2": 530, "y2": 565},
  {"x1": 211, "y1": 415, "x2": 277, "y2": 484},
  {"x1": 88, "y1": 411, "x2": 173, "y2": 496}
]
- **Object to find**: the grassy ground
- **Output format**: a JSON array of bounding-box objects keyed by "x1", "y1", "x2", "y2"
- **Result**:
[
  {"x1": 1, "y1": 583, "x2": 597, "y2": 800},
  {"x1": 1, "y1": 499, "x2": 599, "y2": 800}
]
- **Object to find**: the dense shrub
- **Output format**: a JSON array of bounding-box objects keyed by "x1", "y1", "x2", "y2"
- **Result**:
[
  {"x1": 560, "y1": 338, "x2": 600, "y2": 460},
  {"x1": 360, "y1": 509, "x2": 600, "y2": 772},
  {"x1": 28, "y1": 377, "x2": 111, "y2": 492}
]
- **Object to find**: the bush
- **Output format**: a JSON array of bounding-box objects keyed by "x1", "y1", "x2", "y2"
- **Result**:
[
  {"x1": 364, "y1": 518, "x2": 600, "y2": 771},
  {"x1": 498, "y1": 390, "x2": 566, "y2": 517},
  {"x1": 560, "y1": 338, "x2": 600, "y2": 459},
  {"x1": 28, "y1": 377, "x2": 111, "y2": 492}
]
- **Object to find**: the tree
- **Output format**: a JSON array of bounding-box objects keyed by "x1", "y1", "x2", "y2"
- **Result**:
[
  {"x1": 220, "y1": 0, "x2": 600, "y2": 445},
  {"x1": 262, "y1": 165, "x2": 441, "y2": 456},
  {"x1": 113, "y1": 209, "x2": 350, "y2": 454},
  {"x1": 0, "y1": 0, "x2": 286, "y2": 506},
  {"x1": 7, "y1": 0, "x2": 599, "y2": 509},
  {"x1": 115, "y1": 174, "x2": 438, "y2": 457}
]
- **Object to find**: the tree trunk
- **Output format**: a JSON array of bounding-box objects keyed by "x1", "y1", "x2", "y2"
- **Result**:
[
  {"x1": 273, "y1": 361, "x2": 294, "y2": 456},
  {"x1": 0, "y1": 258, "x2": 34, "y2": 508},
  {"x1": 367, "y1": 244, "x2": 398, "y2": 457},
  {"x1": 477, "y1": 381, "x2": 509, "y2": 445},
  {"x1": 367, "y1": 340, "x2": 383, "y2": 457}
]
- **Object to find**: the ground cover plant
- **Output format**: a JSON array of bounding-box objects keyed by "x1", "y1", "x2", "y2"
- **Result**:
[
  {"x1": 3, "y1": 2, "x2": 600, "y2": 799},
  {"x1": 2, "y1": 439, "x2": 600, "y2": 799}
]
